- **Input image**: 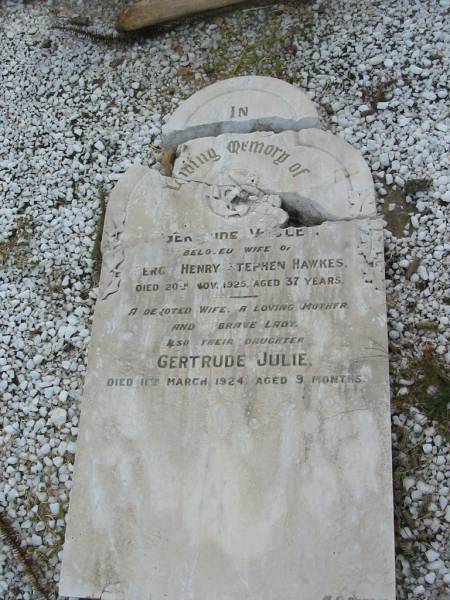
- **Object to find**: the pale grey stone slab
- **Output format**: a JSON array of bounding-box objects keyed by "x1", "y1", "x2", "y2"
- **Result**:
[
  {"x1": 60, "y1": 169, "x2": 395, "y2": 599},
  {"x1": 162, "y1": 76, "x2": 320, "y2": 147},
  {"x1": 173, "y1": 129, "x2": 376, "y2": 224}
]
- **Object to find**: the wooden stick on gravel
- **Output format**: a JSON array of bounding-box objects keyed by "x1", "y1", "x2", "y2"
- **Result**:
[{"x1": 116, "y1": 0, "x2": 250, "y2": 32}]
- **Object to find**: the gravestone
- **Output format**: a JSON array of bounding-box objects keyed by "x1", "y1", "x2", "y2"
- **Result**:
[
  {"x1": 162, "y1": 76, "x2": 320, "y2": 147},
  {"x1": 60, "y1": 80, "x2": 396, "y2": 600},
  {"x1": 172, "y1": 129, "x2": 376, "y2": 224}
]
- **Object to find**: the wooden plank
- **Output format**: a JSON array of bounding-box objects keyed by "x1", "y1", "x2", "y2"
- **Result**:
[{"x1": 116, "y1": 0, "x2": 250, "y2": 31}]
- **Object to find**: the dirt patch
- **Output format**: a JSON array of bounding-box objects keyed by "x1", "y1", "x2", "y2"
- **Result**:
[{"x1": 383, "y1": 188, "x2": 414, "y2": 238}]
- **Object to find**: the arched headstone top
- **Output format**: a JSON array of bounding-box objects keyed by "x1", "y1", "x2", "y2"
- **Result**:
[
  {"x1": 173, "y1": 129, "x2": 375, "y2": 224},
  {"x1": 162, "y1": 76, "x2": 320, "y2": 147}
]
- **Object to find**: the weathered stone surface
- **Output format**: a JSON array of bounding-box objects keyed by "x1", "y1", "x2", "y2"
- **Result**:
[
  {"x1": 102, "y1": 167, "x2": 288, "y2": 253},
  {"x1": 162, "y1": 76, "x2": 320, "y2": 147},
  {"x1": 100, "y1": 167, "x2": 289, "y2": 300},
  {"x1": 60, "y1": 168, "x2": 395, "y2": 599},
  {"x1": 173, "y1": 129, "x2": 376, "y2": 223}
]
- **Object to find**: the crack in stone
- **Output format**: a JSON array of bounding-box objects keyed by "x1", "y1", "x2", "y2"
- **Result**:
[{"x1": 163, "y1": 115, "x2": 321, "y2": 148}]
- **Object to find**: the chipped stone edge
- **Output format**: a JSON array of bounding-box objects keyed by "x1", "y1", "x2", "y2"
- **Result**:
[
  {"x1": 162, "y1": 115, "x2": 321, "y2": 148},
  {"x1": 98, "y1": 168, "x2": 291, "y2": 301},
  {"x1": 99, "y1": 164, "x2": 150, "y2": 301},
  {"x1": 162, "y1": 76, "x2": 320, "y2": 148}
]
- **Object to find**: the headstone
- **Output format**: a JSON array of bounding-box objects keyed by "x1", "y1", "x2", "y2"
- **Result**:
[
  {"x1": 162, "y1": 76, "x2": 320, "y2": 147},
  {"x1": 60, "y1": 171, "x2": 395, "y2": 600},
  {"x1": 60, "y1": 78, "x2": 395, "y2": 600},
  {"x1": 172, "y1": 129, "x2": 376, "y2": 224}
]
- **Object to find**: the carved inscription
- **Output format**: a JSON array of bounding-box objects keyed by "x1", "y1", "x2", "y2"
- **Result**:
[
  {"x1": 230, "y1": 105, "x2": 249, "y2": 118},
  {"x1": 176, "y1": 138, "x2": 310, "y2": 180},
  {"x1": 103, "y1": 222, "x2": 385, "y2": 392}
]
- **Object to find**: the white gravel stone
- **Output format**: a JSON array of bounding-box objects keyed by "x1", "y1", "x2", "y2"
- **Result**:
[
  {"x1": 425, "y1": 549, "x2": 440, "y2": 562},
  {"x1": 39, "y1": 443, "x2": 51, "y2": 457},
  {"x1": 49, "y1": 407, "x2": 67, "y2": 427},
  {"x1": 31, "y1": 534, "x2": 42, "y2": 547},
  {"x1": 50, "y1": 502, "x2": 60, "y2": 515},
  {"x1": 424, "y1": 572, "x2": 435, "y2": 584}
]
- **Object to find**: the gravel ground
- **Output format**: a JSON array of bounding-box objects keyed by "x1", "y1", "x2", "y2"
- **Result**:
[{"x1": 0, "y1": 0, "x2": 449, "y2": 598}]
